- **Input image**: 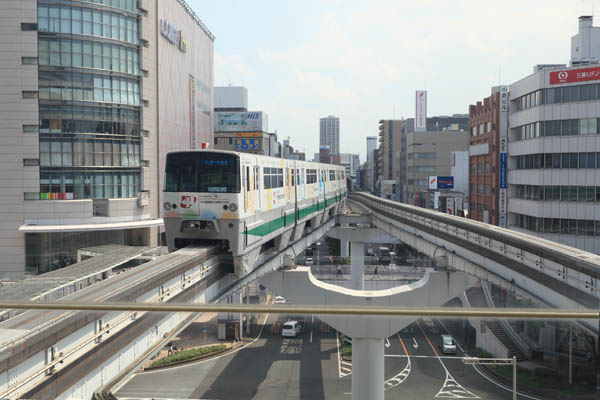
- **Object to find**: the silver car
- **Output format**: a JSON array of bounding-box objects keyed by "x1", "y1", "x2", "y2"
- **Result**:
[{"x1": 440, "y1": 334, "x2": 457, "y2": 354}]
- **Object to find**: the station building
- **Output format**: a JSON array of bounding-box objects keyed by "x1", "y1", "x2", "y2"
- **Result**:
[
  {"x1": 508, "y1": 16, "x2": 600, "y2": 253},
  {"x1": 0, "y1": 0, "x2": 214, "y2": 278}
]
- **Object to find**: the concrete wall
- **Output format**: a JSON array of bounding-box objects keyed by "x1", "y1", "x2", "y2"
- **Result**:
[
  {"x1": 156, "y1": 0, "x2": 214, "y2": 215},
  {"x1": 0, "y1": 0, "x2": 38, "y2": 279}
]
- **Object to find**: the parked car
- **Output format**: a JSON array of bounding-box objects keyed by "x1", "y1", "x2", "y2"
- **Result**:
[
  {"x1": 439, "y1": 334, "x2": 457, "y2": 354},
  {"x1": 281, "y1": 320, "x2": 302, "y2": 338},
  {"x1": 305, "y1": 257, "x2": 314, "y2": 265},
  {"x1": 273, "y1": 296, "x2": 286, "y2": 304}
]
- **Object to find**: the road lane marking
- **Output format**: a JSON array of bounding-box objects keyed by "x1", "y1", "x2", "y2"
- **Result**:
[
  {"x1": 385, "y1": 338, "x2": 390, "y2": 348},
  {"x1": 412, "y1": 337, "x2": 419, "y2": 349},
  {"x1": 336, "y1": 331, "x2": 352, "y2": 377},
  {"x1": 384, "y1": 334, "x2": 411, "y2": 390},
  {"x1": 416, "y1": 320, "x2": 479, "y2": 399},
  {"x1": 310, "y1": 330, "x2": 313, "y2": 343},
  {"x1": 435, "y1": 319, "x2": 543, "y2": 400}
]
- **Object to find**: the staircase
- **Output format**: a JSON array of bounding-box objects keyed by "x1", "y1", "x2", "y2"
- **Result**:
[{"x1": 465, "y1": 287, "x2": 526, "y2": 361}]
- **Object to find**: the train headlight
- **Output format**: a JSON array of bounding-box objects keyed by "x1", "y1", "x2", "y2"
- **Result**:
[
  {"x1": 229, "y1": 203, "x2": 238, "y2": 212},
  {"x1": 163, "y1": 202, "x2": 172, "y2": 211}
]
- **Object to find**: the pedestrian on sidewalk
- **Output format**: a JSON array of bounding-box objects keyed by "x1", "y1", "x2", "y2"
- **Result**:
[{"x1": 337, "y1": 265, "x2": 342, "y2": 275}]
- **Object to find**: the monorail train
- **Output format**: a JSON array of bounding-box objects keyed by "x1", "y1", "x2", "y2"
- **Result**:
[{"x1": 162, "y1": 150, "x2": 347, "y2": 277}]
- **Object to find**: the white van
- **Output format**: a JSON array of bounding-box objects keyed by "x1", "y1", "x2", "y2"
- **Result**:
[{"x1": 281, "y1": 320, "x2": 302, "y2": 338}]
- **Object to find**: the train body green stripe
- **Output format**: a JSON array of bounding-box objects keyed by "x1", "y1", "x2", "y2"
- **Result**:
[{"x1": 247, "y1": 196, "x2": 344, "y2": 237}]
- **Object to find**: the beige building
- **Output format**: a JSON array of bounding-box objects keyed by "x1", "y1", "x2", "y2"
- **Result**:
[
  {"x1": 405, "y1": 130, "x2": 468, "y2": 207},
  {"x1": 376, "y1": 119, "x2": 405, "y2": 199},
  {"x1": 0, "y1": 0, "x2": 214, "y2": 278}
]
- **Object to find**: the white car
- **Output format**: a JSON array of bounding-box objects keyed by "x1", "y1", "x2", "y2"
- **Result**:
[
  {"x1": 305, "y1": 257, "x2": 314, "y2": 265},
  {"x1": 273, "y1": 296, "x2": 286, "y2": 304},
  {"x1": 281, "y1": 320, "x2": 302, "y2": 338}
]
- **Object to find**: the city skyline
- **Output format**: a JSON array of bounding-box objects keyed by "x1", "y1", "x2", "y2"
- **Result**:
[{"x1": 191, "y1": 0, "x2": 597, "y2": 160}]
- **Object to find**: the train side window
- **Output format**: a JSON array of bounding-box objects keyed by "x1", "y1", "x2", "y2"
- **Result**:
[
  {"x1": 291, "y1": 168, "x2": 295, "y2": 186},
  {"x1": 264, "y1": 167, "x2": 271, "y2": 189}
]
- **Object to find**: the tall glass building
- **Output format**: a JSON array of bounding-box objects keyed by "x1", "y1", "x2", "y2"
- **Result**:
[{"x1": 0, "y1": 0, "x2": 214, "y2": 278}]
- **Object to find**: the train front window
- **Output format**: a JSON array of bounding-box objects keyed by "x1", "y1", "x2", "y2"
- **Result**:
[{"x1": 165, "y1": 152, "x2": 240, "y2": 193}]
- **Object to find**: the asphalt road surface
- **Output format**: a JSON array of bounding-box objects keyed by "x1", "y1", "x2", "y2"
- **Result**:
[{"x1": 116, "y1": 314, "x2": 539, "y2": 400}]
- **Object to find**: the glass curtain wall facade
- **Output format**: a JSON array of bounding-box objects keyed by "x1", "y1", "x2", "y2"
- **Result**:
[{"x1": 36, "y1": 0, "x2": 141, "y2": 200}]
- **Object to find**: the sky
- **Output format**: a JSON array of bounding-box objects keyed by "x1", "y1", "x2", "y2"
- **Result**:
[{"x1": 189, "y1": 0, "x2": 596, "y2": 161}]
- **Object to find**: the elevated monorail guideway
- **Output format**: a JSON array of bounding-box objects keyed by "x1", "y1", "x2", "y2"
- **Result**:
[
  {"x1": 350, "y1": 192, "x2": 600, "y2": 333},
  {"x1": 0, "y1": 245, "x2": 223, "y2": 399}
]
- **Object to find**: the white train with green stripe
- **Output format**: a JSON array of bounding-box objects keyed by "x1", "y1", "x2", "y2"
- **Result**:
[{"x1": 163, "y1": 150, "x2": 347, "y2": 277}]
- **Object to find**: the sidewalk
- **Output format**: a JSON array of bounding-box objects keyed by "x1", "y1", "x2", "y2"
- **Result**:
[{"x1": 143, "y1": 296, "x2": 271, "y2": 369}]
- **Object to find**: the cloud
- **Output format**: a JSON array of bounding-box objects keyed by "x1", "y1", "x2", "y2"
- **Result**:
[{"x1": 208, "y1": 0, "x2": 592, "y2": 160}]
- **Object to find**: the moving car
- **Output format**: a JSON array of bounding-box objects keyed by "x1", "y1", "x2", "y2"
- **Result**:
[
  {"x1": 305, "y1": 257, "x2": 314, "y2": 265},
  {"x1": 281, "y1": 320, "x2": 302, "y2": 338},
  {"x1": 273, "y1": 296, "x2": 286, "y2": 304},
  {"x1": 439, "y1": 334, "x2": 457, "y2": 354}
]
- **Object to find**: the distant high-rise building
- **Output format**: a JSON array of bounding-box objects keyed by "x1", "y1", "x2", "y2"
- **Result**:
[
  {"x1": 366, "y1": 136, "x2": 377, "y2": 193},
  {"x1": 320, "y1": 115, "x2": 340, "y2": 155}
]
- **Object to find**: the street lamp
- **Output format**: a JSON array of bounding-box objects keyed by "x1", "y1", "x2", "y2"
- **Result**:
[
  {"x1": 463, "y1": 356, "x2": 517, "y2": 400},
  {"x1": 316, "y1": 242, "x2": 321, "y2": 266}
]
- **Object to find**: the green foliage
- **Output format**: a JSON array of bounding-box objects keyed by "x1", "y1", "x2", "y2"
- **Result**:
[
  {"x1": 340, "y1": 333, "x2": 352, "y2": 357},
  {"x1": 150, "y1": 345, "x2": 226, "y2": 367},
  {"x1": 326, "y1": 237, "x2": 340, "y2": 256}
]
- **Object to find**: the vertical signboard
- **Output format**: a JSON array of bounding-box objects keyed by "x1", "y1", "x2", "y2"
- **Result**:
[
  {"x1": 499, "y1": 136, "x2": 508, "y2": 227},
  {"x1": 446, "y1": 197, "x2": 455, "y2": 215},
  {"x1": 415, "y1": 90, "x2": 427, "y2": 132},
  {"x1": 500, "y1": 85, "x2": 509, "y2": 112}
]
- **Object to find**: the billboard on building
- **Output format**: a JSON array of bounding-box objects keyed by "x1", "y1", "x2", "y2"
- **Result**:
[
  {"x1": 428, "y1": 176, "x2": 454, "y2": 190},
  {"x1": 215, "y1": 112, "x2": 268, "y2": 132},
  {"x1": 415, "y1": 90, "x2": 427, "y2": 131},
  {"x1": 499, "y1": 136, "x2": 507, "y2": 228},
  {"x1": 549, "y1": 66, "x2": 600, "y2": 85},
  {"x1": 234, "y1": 138, "x2": 262, "y2": 151}
]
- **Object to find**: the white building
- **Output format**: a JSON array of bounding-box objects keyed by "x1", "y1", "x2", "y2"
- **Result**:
[
  {"x1": 508, "y1": 16, "x2": 600, "y2": 254},
  {"x1": 1, "y1": 0, "x2": 214, "y2": 278},
  {"x1": 320, "y1": 115, "x2": 340, "y2": 155}
]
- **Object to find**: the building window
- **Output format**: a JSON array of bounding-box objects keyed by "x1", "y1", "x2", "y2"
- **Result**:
[
  {"x1": 478, "y1": 183, "x2": 483, "y2": 194},
  {"x1": 477, "y1": 163, "x2": 483, "y2": 175},
  {"x1": 22, "y1": 57, "x2": 38, "y2": 65},
  {"x1": 471, "y1": 126, "x2": 477, "y2": 137},
  {"x1": 479, "y1": 124, "x2": 484, "y2": 135},
  {"x1": 470, "y1": 183, "x2": 476, "y2": 194},
  {"x1": 408, "y1": 166, "x2": 435, "y2": 173},
  {"x1": 408, "y1": 152, "x2": 436, "y2": 160},
  {"x1": 23, "y1": 125, "x2": 39, "y2": 133},
  {"x1": 38, "y1": 4, "x2": 139, "y2": 45},
  {"x1": 485, "y1": 162, "x2": 490, "y2": 175},
  {"x1": 471, "y1": 163, "x2": 476, "y2": 176},
  {"x1": 22, "y1": 91, "x2": 38, "y2": 99},
  {"x1": 23, "y1": 159, "x2": 39, "y2": 166},
  {"x1": 21, "y1": 23, "x2": 38, "y2": 31},
  {"x1": 484, "y1": 184, "x2": 491, "y2": 196}
]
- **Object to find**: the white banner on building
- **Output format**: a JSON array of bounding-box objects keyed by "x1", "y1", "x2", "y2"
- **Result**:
[
  {"x1": 415, "y1": 90, "x2": 427, "y2": 131},
  {"x1": 500, "y1": 85, "x2": 509, "y2": 112},
  {"x1": 446, "y1": 197, "x2": 455, "y2": 215}
]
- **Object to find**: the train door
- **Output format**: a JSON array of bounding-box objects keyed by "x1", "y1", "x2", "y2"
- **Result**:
[
  {"x1": 254, "y1": 165, "x2": 261, "y2": 210},
  {"x1": 243, "y1": 165, "x2": 249, "y2": 213}
]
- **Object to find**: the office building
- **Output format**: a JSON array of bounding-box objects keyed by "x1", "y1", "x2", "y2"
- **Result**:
[
  {"x1": 319, "y1": 145, "x2": 331, "y2": 164},
  {"x1": 468, "y1": 87, "x2": 509, "y2": 225},
  {"x1": 319, "y1": 115, "x2": 340, "y2": 155},
  {"x1": 1, "y1": 0, "x2": 214, "y2": 278},
  {"x1": 405, "y1": 130, "x2": 468, "y2": 207},
  {"x1": 377, "y1": 119, "x2": 405, "y2": 200},
  {"x1": 366, "y1": 136, "x2": 377, "y2": 192},
  {"x1": 214, "y1": 86, "x2": 247, "y2": 111},
  {"x1": 508, "y1": 16, "x2": 600, "y2": 254}
]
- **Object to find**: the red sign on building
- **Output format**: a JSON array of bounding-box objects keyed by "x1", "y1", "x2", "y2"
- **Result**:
[{"x1": 549, "y1": 66, "x2": 600, "y2": 84}]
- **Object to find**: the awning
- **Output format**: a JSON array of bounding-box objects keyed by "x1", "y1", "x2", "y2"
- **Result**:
[{"x1": 18, "y1": 218, "x2": 164, "y2": 233}]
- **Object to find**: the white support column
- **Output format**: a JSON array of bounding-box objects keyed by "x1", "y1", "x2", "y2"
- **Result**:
[
  {"x1": 352, "y1": 338, "x2": 384, "y2": 400},
  {"x1": 350, "y1": 241, "x2": 364, "y2": 290},
  {"x1": 341, "y1": 239, "x2": 349, "y2": 257}
]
